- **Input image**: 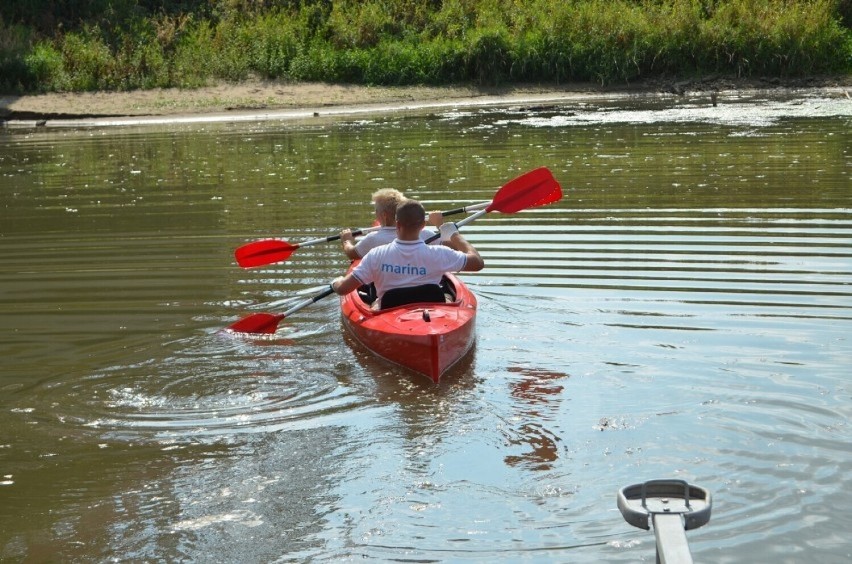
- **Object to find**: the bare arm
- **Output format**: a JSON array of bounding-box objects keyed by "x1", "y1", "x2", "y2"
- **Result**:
[
  {"x1": 444, "y1": 232, "x2": 484, "y2": 272},
  {"x1": 340, "y1": 229, "x2": 361, "y2": 260},
  {"x1": 427, "y1": 211, "x2": 443, "y2": 227},
  {"x1": 331, "y1": 273, "x2": 363, "y2": 295}
]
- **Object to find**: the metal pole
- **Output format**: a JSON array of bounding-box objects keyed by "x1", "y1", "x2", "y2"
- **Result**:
[{"x1": 653, "y1": 513, "x2": 694, "y2": 564}]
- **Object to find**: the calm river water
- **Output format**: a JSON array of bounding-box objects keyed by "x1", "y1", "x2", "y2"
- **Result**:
[{"x1": 1, "y1": 90, "x2": 850, "y2": 562}]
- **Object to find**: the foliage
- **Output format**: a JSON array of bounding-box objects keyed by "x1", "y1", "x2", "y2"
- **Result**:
[{"x1": 1, "y1": 0, "x2": 849, "y2": 93}]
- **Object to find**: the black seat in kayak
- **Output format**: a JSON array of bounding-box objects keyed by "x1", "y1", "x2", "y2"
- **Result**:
[{"x1": 381, "y1": 284, "x2": 445, "y2": 310}]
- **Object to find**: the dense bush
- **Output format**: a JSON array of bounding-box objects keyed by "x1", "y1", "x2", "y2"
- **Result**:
[{"x1": 1, "y1": 0, "x2": 849, "y2": 93}]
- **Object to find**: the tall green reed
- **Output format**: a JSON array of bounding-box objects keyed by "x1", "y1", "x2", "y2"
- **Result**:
[{"x1": 1, "y1": 0, "x2": 848, "y2": 94}]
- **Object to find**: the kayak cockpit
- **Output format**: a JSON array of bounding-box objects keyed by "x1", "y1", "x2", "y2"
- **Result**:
[{"x1": 356, "y1": 275, "x2": 459, "y2": 310}]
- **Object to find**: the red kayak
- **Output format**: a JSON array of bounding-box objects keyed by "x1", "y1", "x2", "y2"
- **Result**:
[{"x1": 339, "y1": 261, "x2": 477, "y2": 383}]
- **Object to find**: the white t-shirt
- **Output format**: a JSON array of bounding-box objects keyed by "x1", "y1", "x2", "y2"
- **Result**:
[
  {"x1": 354, "y1": 227, "x2": 437, "y2": 258},
  {"x1": 352, "y1": 239, "x2": 467, "y2": 301}
]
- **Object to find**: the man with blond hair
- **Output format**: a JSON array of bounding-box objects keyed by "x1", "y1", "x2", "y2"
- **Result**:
[{"x1": 340, "y1": 188, "x2": 442, "y2": 260}]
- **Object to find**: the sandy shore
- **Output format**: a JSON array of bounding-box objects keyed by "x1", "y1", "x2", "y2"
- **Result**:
[
  {"x1": 2, "y1": 76, "x2": 850, "y2": 127},
  {"x1": 1, "y1": 81, "x2": 606, "y2": 118}
]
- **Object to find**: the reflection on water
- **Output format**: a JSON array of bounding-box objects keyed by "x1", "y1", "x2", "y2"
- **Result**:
[
  {"x1": 503, "y1": 366, "x2": 568, "y2": 471},
  {"x1": 1, "y1": 90, "x2": 850, "y2": 561}
]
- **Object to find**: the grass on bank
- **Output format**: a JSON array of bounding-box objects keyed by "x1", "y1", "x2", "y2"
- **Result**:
[{"x1": 1, "y1": 0, "x2": 850, "y2": 94}]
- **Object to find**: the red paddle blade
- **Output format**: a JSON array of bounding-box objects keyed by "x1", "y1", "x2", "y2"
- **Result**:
[
  {"x1": 226, "y1": 312, "x2": 285, "y2": 334},
  {"x1": 487, "y1": 167, "x2": 562, "y2": 214},
  {"x1": 532, "y1": 178, "x2": 563, "y2": 207},
  {"x1": 235, "y1": 239, "x2": 298, "y2": 268}
]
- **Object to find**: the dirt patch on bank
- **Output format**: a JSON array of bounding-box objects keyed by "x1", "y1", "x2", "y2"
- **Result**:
[{"x1": 2, "y1": 76, "x2": 850, "y2": 124}]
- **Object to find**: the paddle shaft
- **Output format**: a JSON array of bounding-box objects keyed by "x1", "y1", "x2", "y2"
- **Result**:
[
  {"x1": 439, "y1": 200, "x2": 489, "y2": 216},
  {"x1": 282, "y1": 286, "x2": 335, "y2": 317},
  {"x1": 274, "y1": 202, "x2": 488, "y2": 247},
  {"x1": 326, "y1": 201, "x2": 489, "y2": 245},
  {"x1": 425, "y1": 208, "x2": 488, "y2": 244},
  {"x1": 294, "y1": 225, "x2": 381, "y2": 249}
]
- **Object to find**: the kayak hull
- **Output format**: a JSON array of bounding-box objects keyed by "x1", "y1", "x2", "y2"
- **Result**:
[{"x1": 340, "y1": 268, "x2": 477, "y2": 383}]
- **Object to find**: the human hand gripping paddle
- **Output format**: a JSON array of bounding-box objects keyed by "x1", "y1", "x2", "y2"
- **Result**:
[
  {"x1": 226, "y1": 167, "x2": 563, "y2": 334},
  {"x1": 235, "y1": 202, "x2": 491, "y2": 268}
]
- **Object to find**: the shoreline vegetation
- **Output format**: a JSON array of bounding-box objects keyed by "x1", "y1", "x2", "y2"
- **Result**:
[{"x1": 1, "y1": 1, "x2": 850, "y2": 122}]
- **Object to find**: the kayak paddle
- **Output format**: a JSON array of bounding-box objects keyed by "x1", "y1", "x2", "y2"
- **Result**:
[
  {"x1": 235, "y1": 201, "x2": 491, "y2": 268},
  {"x1": 225, "y1": 286, "x2": 336, "y2": 334},
  {"x1": 235, "y1": 226, "x2": 379, "y2": 269},
  {"x1": 227, "y1": 166, "x2": 563, "y2": 334},
  {"x1": 425, "y1": 166, "x2": 562, "y2": 242},
  {"x1": 233, "y1": 168, "x2": 561, "y2": 269}
]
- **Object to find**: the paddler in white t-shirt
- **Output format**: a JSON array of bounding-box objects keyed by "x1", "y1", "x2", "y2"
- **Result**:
[
  {"x1": 339, "y1": 188, "x2": 443, "y2": 260},
  {"x1": 331, "y1": 199, "x2": 484, "y2": 309}
]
